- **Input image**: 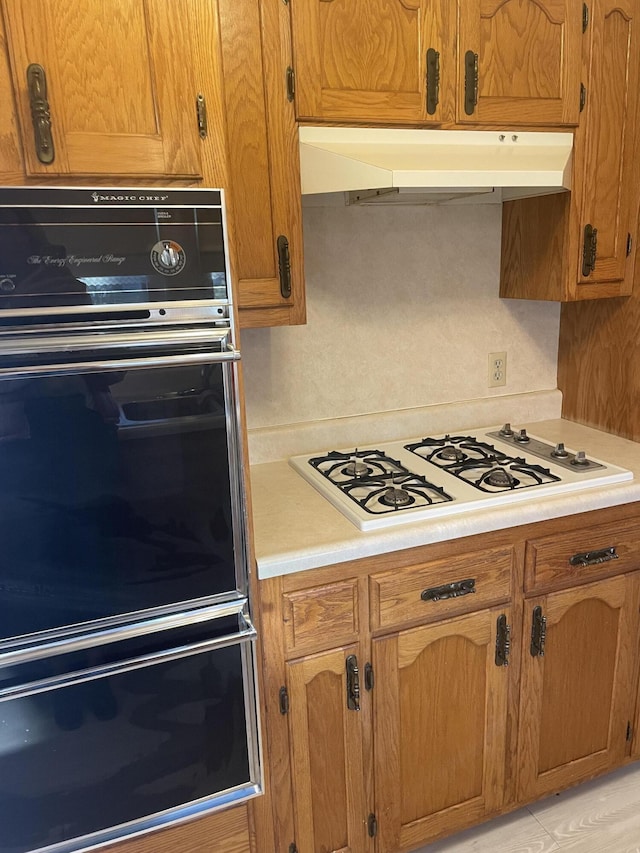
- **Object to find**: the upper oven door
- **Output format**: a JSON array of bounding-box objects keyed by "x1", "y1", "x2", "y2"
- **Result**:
[
  {"x1": 0, "y1": 187, "x2": 230, "y2": 318},
  {"x1": 0, "y1": 330, "x2": 247, "y2": 645}
]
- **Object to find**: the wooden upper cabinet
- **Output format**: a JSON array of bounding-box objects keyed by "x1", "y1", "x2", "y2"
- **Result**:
[
  {"x1": 289, "y1": 0, "x2": 457, "y2": 124},
  {"x1": 219, "y1": 0, "x2": 306, "y2": 328},
  {"x1": 500, "y1": 0, "x2": 640, "y2": 301},
  {"x1": 458, "y1": 0, "x2": 582, "y2": 125},
  {"x1": 576, "y1": 0, "x2": 640, "y2": 293},
  {"x1": 3, "y1": 0, "x2": 208, "y2": 179}
]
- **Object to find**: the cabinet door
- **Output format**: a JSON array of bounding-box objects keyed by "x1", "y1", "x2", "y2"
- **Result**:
[
  {"x1": 219, "y1": 0, "x2": 306, "y2": 327},
  {"x1": 458, "y1": 0, "x2": 582, "y2": 125},
  {"x1": 3, "y1": 0, "x2": 206, "y2": 178},
  {"x1": 576, "y1": 0, "x2": 640, "y2": 293},
  {"x1": 518, "y1": 574, "x2": 639, "y2": 802},
  {"x1": 373, "y1": 608, "x2": 511, "y2": 851},
  {"x1": 286, "y1": 645, "x2": 370, "y2": 853},
  {"x1": 289, "y1": 0, "x2": 457, "y2": 124}
]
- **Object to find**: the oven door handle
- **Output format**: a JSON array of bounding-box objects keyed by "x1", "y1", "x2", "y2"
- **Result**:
[{"x1": 0, "y1": 345, "x2": 240, "y2": 378}]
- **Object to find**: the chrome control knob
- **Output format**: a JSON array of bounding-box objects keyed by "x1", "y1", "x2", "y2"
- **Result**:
[
  {"x1": 499, "y1": 422, "x2": 514, "y2": 437},
  {"x1": 571, "y1": 450, "x2": 589, "y2": 466},
  {"x1": 552, "y1": 442, "x2": 569, "y2": 458},
  {"x1": 514, "y1": 429, "x2": 530, "y2": 443}
]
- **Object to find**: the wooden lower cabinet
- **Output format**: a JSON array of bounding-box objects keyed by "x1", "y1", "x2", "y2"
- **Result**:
[
  {"x1": 373, "y1": 607, "x2": 511, "y2": 852},
  {"x1": 285, "y1": 644, "x2": 370, "y2": 853},
  {"x1": 258, "y1": 506, "x2": 640, "y2": 853},
  {"x1": 518, "y1": 573, "x2": 640, "y2": 802}
]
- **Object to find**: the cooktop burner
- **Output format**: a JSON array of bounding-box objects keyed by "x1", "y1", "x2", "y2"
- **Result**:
[
  {"x1": 289, "y1": 425, "x2": 633, "y2": 531},
  {"x1": 404, "y1": 434, "x2": 561, "y2": 493},
  {"x1": 308, "y1": 449, "x2": 453, "y2": 516}
]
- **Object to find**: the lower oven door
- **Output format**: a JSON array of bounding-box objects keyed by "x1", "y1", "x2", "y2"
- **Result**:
[
  {"x1": 0, "y1": 326, "x2": 248, "y2": 644},
  {"x1": 0, "y1": 607, "x2": 260, "y2": 853}
]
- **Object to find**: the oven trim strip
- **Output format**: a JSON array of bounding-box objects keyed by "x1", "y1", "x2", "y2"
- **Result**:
[
  {"x1": 0, "y1": 597, "x2": 249, "y2": 667},
  {"x1": 0, "y1": 615, "x2": 257, "y2": 702}
]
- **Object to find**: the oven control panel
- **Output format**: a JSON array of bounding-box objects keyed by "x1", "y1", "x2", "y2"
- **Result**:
[{"x1": 487, "y1": 426, "x2": 604, "y2": 472}]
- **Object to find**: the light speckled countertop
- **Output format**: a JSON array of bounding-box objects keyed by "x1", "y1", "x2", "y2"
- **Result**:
[{"x1": 250, "y1": 419, "x2": 640, "y2": 579}]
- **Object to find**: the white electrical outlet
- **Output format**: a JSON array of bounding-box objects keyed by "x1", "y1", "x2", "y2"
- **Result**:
[{"x1": 488, "y1": 351, "x2": 507, "y2": 387}]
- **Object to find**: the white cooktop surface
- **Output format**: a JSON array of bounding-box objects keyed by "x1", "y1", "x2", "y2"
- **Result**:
[{"x1": 289, "y1": 425, "x2": 633, "y2": 530}]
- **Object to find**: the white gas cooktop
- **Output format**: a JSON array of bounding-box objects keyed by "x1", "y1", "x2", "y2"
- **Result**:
[{"x1": 289, "y1": 424, "x2": 633, "y2": 531}]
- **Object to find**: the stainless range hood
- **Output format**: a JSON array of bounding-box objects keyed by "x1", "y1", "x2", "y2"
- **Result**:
[{"x1": 299, "y1": 127, "x2": 573, "y2": 204}]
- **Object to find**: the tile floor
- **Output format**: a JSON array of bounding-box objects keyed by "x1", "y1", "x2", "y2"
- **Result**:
[{"x1": 414, "y1": 764, "x2": 640, "y2": 852}]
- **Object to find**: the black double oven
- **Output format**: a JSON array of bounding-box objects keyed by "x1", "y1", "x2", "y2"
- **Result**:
[{"x1": 0, "y1": 188, "x2": 260, "y2": 853}]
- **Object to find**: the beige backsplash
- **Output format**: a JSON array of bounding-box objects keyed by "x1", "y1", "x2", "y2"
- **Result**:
[{"x1": 240, "y1": 200, "x2": 561, "y2": 453}]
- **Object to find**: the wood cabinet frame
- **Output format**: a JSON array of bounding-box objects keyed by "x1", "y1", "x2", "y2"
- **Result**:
[{"x1": 257, "y1": 501, "x2": 640, "y2": 852}]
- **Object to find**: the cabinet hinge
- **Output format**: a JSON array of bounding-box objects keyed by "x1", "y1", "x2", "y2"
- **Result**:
[
  {"x1": 627, "y1": 233, "x2": 633, "y2": 257},
  {"x1": 464, "y1": 51, "x2": 479, "y2": 115},
  {"x1": 530, "y1": 605, "x2": 547, "y2": 657},
  {"x1": 279, "y1": 685, "x2": 289, "y2": 715},
  {"x1": 495, "y1": 614, "x2": 511, "y2": 667},
  {"x1": 580, "y1": 83, "x2": 587, "y2": 112},
  {"x1": 426, "y1": 48, "x2": 440, "y2": 115},
  {"x1": 582, "y1": 224, "x2": 598, "y2": 276},
  {"x1": 364, "y1": 662, "x2": 374, "y2": 691},
  {"x1": 288, "y1": 844, "x2": 298, "y2": 853},
  {"x1": 627, "y1": 721, "x2": 633, "y2": 742},
  {"x1": 582, "y1": 2, "x2": 589, "y2": 31},
  {"x1": 346, "y1": 654, "x2": 361, "y2": 711},
  {"x1": 367, "y1": 813, "x2": 378, "y2": 838},
  {"x1": 277, "y1": 235, "x2": 292, "y2": 298},
  {"x1": 286, "y1": 66, "x2": 296, "y2": 102},
  {"x1": 195, "y1": 93, "x2": 208, "y2": 139}
]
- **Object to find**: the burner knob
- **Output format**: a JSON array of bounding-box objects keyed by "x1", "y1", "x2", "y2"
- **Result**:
[
  {"x1": 552, "y1": 442, "x2": 569, "y2": 458},
  {"x1": 514, "y1": 429, "x2": 530, "y2": 443},
  {"x1": 571, "y1": 450, "x2": 590, "y2": 467},
  {"x1": 499, "y1": 423, "x2": 514, "y2": 437}
]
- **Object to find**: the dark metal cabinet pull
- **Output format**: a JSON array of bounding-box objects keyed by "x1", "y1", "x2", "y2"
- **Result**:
[
  {"x1": 582, "y1": 224, "x2": 598, "y2": 276},
  {"x1": 495, "y1": 614, "x2": 511, "y2": 667},
  {"x1": 421, "y1": 578, "x2": 476, "y2": 602},
  {"x1": 277, "y1": 235, "x2": 292, "y2": 299},
  {"x1": 346, "y1": 655, "x2": 360, "y2": 711},
  {"x1": 426, "y1": 48, "x2": 440, "y2": 115},
  {"x1": 530, "y1": 606, "x2": 547, "y2": 657},
  {"x1": 464, "y1": 51, "x2": 479, "y2": 115},
  {"x1": 27, "y1": 63, "x2": 55, "y2": 164},
  {"x1": 569, "y1": 547, "x2": 618, "y2": 568}
]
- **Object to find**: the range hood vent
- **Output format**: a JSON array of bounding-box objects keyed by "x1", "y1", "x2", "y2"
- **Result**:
[{"x1": 299, "y1": 127, "x2": 573, "y2": 203}]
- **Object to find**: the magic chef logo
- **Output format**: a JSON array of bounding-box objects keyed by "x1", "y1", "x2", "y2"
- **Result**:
[{"x1": 90, "y1": 192, "x2": 170, "y2": 203}]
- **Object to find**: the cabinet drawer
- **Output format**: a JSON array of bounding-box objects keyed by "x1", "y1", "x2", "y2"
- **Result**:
[
  {"x1": 369, "y1": 547, "x2": 513, "y2": 631},
  {"x1": 525, "y1": 517, "x2": 640, "y2": 593},
  {"x1": 283, "y1": 579, "x2": 359, "y2": 655}
]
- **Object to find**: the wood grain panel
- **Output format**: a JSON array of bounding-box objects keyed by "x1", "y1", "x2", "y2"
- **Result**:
[
  {"x1": 459, "y1": 0, "x2": 581, "y2": 125},
  {"x1": 98, "y1": 805, "x2": 252, "y2": 853},
  {"x1": 289, "y1": 0, "x2": 456, "y2": 123},
  {"x1": 374, "y1": 608, "x2": 510, "y2": 851},
  {"x1": 370, "y1": 546, "x2": 513, "y2": 630},
  {"x1": 2, "y1": 0, "x2": 203, "y2": 177},
  {"x1": 0, "y1": 6, "x2": 25, "y2": 182},
  {"x1": 517, "y1": 574, "x2": 639, "y2": 802},
  {"x1": 525, "y1": 516, "x2": 640, "y2": 592},
  {"x1": 286, "y1": 646, "x2": 368, "y2": 853},
  {"x1": 283, "y1": 578, "x2": 359, "y2": 654}
]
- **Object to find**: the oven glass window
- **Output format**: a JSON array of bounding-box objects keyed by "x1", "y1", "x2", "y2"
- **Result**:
[
  {"x1": 0, "y1": 641, "x2": 251, "y2": 853},
  {"x1": 0, "y1": 362, "x2": 239, "y2": 641}
]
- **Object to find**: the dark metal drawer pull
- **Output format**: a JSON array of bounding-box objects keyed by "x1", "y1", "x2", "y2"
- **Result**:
[
  {"x1": 569, "y1": 547, "x2": 618, "y2": 568},
  {"x1": 421, "y1": 578, "x2": 476, "y2": 602},
  {"x1": 530, "y1": 605, "x2": 547, "y2": 657}
]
